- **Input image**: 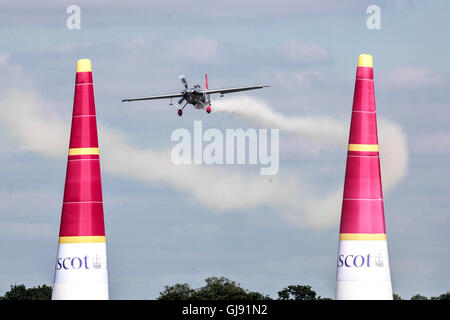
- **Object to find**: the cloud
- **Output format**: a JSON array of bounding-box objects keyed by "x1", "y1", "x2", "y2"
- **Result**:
[
  {"x1": 212, "y1": 96, "x2": 408, "y2": 227},
  {"x1": 412, "y1": 132, "x2": 450, "y2": 155},
  {"x1": 0, "y1": 91, "x2": 69, "y2": 158},
  {"x1": 99, "y1": 126, "x2": 298, "y2": 212},
  {"x1": 0, "y1": 52, "x2": 25, "y2": 88},
  {"x1": 0, "y1": 91, "x2": 303, "y2": 226},
  {"x1": 0, "y1": 221, "x2": 54, "y2": 239},
  {"x1": 275, "y1": 70, "x2": 339, "y2": 89},
  {"x1": 0, "y1": 91, "x2": 408, "y2": 230},
  {"x1": 215, "y1": 96, "x2": 347, "y2": 146},
  {"x1": 378, "y1": 67, "x2": 446, "y2": 91},
  {"x1": 212, "y1": 96, "x2": 408, "y2": 194},
  {"x1": 171, "y1": 37, "x2": 220, "y2": 64},
  {"x1": 377, "y1": 119, "x2": 409, "y2": 193},
  {"x1": 0, "y1": 0, "x2": 366, "y2": 25},
  {"x1": 0, "y1": 53, "x2": 9, "y2": 66},
  {"x1": 52, "y1": 42, "x2": 94, "y2": 53},
  {"x1": 277, "y1": 41, "x2": 332, "y2": 64},
  {"x1": 115, "y1": 36, "x2": 220, "y2": 65}
]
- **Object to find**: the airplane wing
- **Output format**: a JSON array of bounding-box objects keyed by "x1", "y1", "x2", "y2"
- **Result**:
[
  {"x1": 122, "y1": 93, "x2": 183, "y2": 102},
  {"x1": 201, "y1": 85, "x2": 269, "y2": 95}
]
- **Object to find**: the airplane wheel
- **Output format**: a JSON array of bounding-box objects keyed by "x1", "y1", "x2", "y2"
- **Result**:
[
  {"x1": 177, "y1": 109, "x2": 183, "y2": 116},
  {"x1": 206, "y1": 106, "x2": 211, "y2": 114}
]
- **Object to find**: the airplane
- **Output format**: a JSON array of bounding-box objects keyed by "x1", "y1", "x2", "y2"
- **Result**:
[{"x1": 121, "y1": 74, "x2": 269, "y2": 116}]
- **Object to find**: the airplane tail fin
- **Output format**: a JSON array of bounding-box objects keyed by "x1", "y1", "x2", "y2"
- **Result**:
[{"x1": 205, "y1": 73, "x2": 211, "y2": 113}]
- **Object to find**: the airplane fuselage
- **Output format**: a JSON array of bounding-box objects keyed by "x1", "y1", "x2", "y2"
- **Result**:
[{"x1": 182, "y1": 89, "x2": 209, "y2": 109}]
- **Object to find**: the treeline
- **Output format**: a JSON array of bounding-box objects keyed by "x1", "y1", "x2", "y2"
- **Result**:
[
  {"x1": 156, "y1": 277, "x2": 329, "y2": 300},
  {"x1": 1, "y1": 277, "x2": 449, "y2": 300},
  {"x1": 0, "y1": 284, "x2": 52, "y2": 300}
]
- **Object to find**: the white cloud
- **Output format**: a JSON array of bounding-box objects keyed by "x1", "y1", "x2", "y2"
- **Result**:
[
  {"x1": 0, "y1": 53, "x2": 9, "y2": 66},
  {"x1": 0, "y1": 52, "x2": 23, "y2": 82},
  {"x1": 278, "y1": 41, "x2": 332, "y2": 64},
  {"x1": 159, "y1": 37, "x2": 220, "y2": 63},
  {"x1": 0, "y1": 0, "x2": 365, "y2": 24},
  {"x1": 0, "y1": 91, "x2": 69, "y2": 158},
  {"x1": 0, "y1": 221, "x2": 54, "y2": 239},
  {"x1": 412, "y1": 132, "x2": 450, "y2": 155},
  {"x1": 274, "y1": 70, "x2": 349, "y2": 90},
  {"x1": 120, "y1": 36, "x2": 220, "y2": 64},
  {"x1": 213, "y1": 96, "x2": 409, "y2": 224},
  {"x1": 214, "y1": 96, "x2": 347, "y2": 147},
  {"x1": 180, "y1": 37, "x2": 220, "y2": 63},
  {"x1": 378, "y1": 67, "x2": 446, "y2": 91},
  {"x1": 52, "y1": 42, "x2": 94, "y2": 53}
]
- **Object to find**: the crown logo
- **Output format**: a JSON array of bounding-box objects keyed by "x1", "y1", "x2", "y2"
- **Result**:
[
  {"x1": 375, "y1": 253, "x2": 384, "y2": 267},
  {"x1": 92, "y1": 254, "x2": 102, "y2": 269}
]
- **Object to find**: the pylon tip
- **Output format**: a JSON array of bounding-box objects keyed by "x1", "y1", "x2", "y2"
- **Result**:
[
  {"x1": 77, "y1": 59, "x2": 92, "y2": 72},
  {"x1": 358, "y1": 54, "x2": 373, "y2": 68}
]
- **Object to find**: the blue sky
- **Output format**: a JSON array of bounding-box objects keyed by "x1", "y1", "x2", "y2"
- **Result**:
[{"x1": 0, "y1": 0, "x2": 449, "y2": 299}]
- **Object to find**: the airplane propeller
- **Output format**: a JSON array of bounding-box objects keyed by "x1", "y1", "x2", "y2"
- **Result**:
[
  {"x1": 179, "y1": 75, "x2": 188, "y2": 90},
  {"x1": 176, "y1": 75, "x2": 189, "y2": 116}
]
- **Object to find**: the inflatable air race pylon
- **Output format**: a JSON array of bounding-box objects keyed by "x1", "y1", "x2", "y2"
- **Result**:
[
  {"x1": 52, "y1": 59, "x2": 109, "y2": 300},
  {"x1": 335, "y1": 54, "x2": 393, "y2": 300}
]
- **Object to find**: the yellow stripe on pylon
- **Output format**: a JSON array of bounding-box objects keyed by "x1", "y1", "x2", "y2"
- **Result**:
[
  {"x1": 339, "y1": 233, "x2": 386, "y2": 241},
  {"x1": 68, "y1": 148, "x2": 99, "y2": 156},
  {"x1": 348, "y1": 144, "x2": 379, "y2": 152},
  {"x1": 59, "y1": 236, "x2": 106, "y2": 244}
]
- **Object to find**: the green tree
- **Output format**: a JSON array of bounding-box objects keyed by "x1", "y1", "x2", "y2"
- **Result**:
[
  {"x1": 393, "y1": 293, "x2": 402, "y2": 300},
  {"x1": 192, "y1": 277, "x2": 269, "y2": 300},
  {"x1": 1, "y1": 284, "x2": 52, "y2": 300},
  {"x1": 439, "y1": 292, "x2": 450, "y2": 300},
  {"x1": 277, "y1": 285, "x2": 319, "y2": 300},
  {"x1": 157, "y1": 283, "x2": 195, "y2": 300},
  {"x1": 157, "y1": 277, "x2": 271, "y2": 300},
  {"x1": 410, "y1": 294, "x2": 428, "y2": 300},
  {"x1": 431, "y1": 292, "x2": 450, "y2": 300}
]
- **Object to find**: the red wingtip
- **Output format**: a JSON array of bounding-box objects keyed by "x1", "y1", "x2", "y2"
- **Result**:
[{"x1": 205, "y1": 73, "x2": 209, "y2": 90}]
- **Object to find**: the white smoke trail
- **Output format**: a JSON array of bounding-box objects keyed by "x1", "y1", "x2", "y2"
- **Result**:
[
  {"x1": 214, "y1": 96, "x2": 348, "y2": 147},
  {"x1": 0, "y1": 91, "x2": 302, "y2": 220},
  {"x1": 213, "y1": 95, "x2": 409, "y2": 193},
  {"x1": 0, "y1": 91, "x2": 408, "y2": 230}
]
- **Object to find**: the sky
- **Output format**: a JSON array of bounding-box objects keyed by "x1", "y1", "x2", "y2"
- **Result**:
[{"x1": 0, "y1": 0, "x2": 449, "y2": 299}]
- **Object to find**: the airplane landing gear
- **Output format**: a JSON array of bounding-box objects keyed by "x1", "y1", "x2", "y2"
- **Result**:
[
  {"x1": 206, "y1": 106, "x2": 211, "y2": 114},
  {"x1": 177, "y1": 109, "x2": 183, "y2": 116}
]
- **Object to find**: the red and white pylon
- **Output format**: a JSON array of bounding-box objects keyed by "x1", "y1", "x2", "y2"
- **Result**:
[
  {"x1": 52, "y1": 59, "x2": 108, "y2": 300},
  {"x1": 335, "y1": 54, "x2": 393, "y2": 300}
]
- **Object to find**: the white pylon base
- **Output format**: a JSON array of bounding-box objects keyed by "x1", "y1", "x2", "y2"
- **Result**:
[
  {"x1": 335, "y1": 239, "x2": 392, "y2": 300},
  {"x1": 52, "y1": 242, "x2": 109, "y2": 300},
  {"x1": 52, "y1": 283, "x2": 109, "y2": 300},
  {"x1": 336, "y1": 280, "x2": 392, "y2": 300}
]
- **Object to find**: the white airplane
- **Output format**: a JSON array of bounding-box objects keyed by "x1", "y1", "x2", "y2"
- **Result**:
[{"x1": 122, "y1": 73, "x2": 269, "y2": 116}]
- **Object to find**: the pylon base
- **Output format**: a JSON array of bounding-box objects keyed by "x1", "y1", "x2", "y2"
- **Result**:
[
  {"x1": 52, "y1": 282, "x2": 109, "y2": 300},
  {"x1": 52, "y1": 242, "x2": 108, "y2": 300},
  {"x1": 336, "y1": 280, "x2": 393, "y2": 300}
]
